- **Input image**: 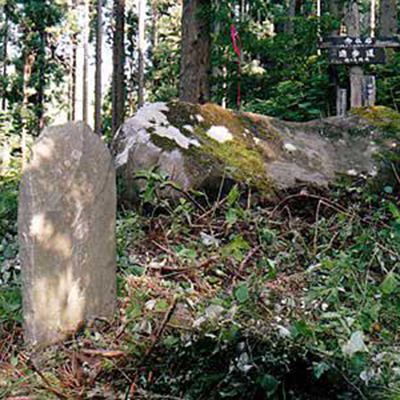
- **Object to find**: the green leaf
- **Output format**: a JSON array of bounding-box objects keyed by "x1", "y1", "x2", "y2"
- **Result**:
[
  {"x1": 234, "y1": 284, "x2": 249, "y2": 303},
  {"x1": 156, "y1": 299, "x2": 169, "y2": 312},
  {"x1": 177, "y1": 246, "x2": 197, "y2": 260},
  {"x1": 380, "y1": 271, "x2": 397, "y2": 295},
  {"x1": 225, "y1": 209, "x2": 238, "y2": 227},
  {"x1": 222, "y1": 235, "x2": 250, "y2": 262},
  {"x1": 389, "y1": 202, "x2": 400, "y2": 219},
  {"x1": 266, "y1": 258, "x2": 276, "y2": 279},
  {"x1": 227, "y1": 185, "x2": 240, "y2": 207},
  {"x1": 312, "y1": 361, "x2": 330, "y2": 379},
  {"x1": 162, "y1": 335, "x2": 179, "y2": 347},
  {"x1": 256, "y1": 373, "x2": 279, "y2": 397},
  {"x1": 290, "y1": 320, "x2": 313, "y2": 339}
]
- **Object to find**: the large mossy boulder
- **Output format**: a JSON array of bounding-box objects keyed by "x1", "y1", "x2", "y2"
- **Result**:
[{"x1": 112, "y1": 102, "x2": 400, "y2": 204}]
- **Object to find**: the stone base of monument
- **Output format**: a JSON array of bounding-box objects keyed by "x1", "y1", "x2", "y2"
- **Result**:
[{"x1": 18, "y1": 122, "x2": 117, "y2": 346}]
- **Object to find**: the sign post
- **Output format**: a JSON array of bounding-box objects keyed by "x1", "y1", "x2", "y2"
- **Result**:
[
  {"x1": 320, "y1": 36, "x2": 399, "y2": 111},
  {"x1": 320, "y1": 0, "x2": 399, "y2": 115}
]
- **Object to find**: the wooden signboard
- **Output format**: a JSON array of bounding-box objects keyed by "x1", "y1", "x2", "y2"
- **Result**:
[
  {"x1": 320, "y1": 36, "x2": 400, "y2": 49},
  {"x1": 320, "y1": 36, "x2": 399, "y2": 65},
  {"x1": 328, "y1": 46, "x2": 386, "y2": 64}
]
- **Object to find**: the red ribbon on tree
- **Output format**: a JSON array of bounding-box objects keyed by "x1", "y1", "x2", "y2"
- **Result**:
[{"x1": 231, "y1": 24, "x2": 242, "y2": 109}]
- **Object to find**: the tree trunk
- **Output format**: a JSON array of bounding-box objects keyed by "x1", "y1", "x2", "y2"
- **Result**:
[
  {"x1": 95, "y1": 0, "x2": 103, "y2": 135},
  {"x1": 112, "y1": 0, "x2": 125, "y2": 135},
  {"x1": 82, "y1": 0, "x2": 89, "y2": 125},
  {"x1": 1, "y1": 3, "x2": 9, "y2": 111},
  {"x1": 371, "y1": 0, "x2": 376, "y2": 38},
  {"x1": 21, "y1": 53, "x2": 35, "y2": 170},
  {"x1": 379, "y1": 0, "x2": 397, "y2": 38},
  {"x1": 179, "y1": 0, "x2": 211, "y2": 104},
  {"x1": 71, "y1": 32, "x2": 77, "y2": 121},
  {"x1": 152, "y1": 0, "x2": 158, "y2": 48},
  {"x1": 138, "y1": 0, "x2": 146, "y2": 108},
  {"x1": 69, "y1": 0, "x2": 78, "y2": 121},
  {"x1": 35, "y1": 29, "x2": 47, "y2": 134},
  {"x1": 328, "y1": 0, "x2": 345, "y2": 37}
]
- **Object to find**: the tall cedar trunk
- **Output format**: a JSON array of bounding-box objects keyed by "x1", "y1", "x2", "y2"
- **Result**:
[
  {"x1": 21, "y1": 53, "x2": 35, "y2": 170},
  {"x1": 70, "y1": 0, "x2": 78, "y2": 121},
  {"x1": 82, "y1": 0, "x2": 89, "y2": 124},
  {"x1": 379, "y1": 0, "x2": 397, "y2": 38},
  {"x1": 138, "y1": 0, "x2": 146, "y2": 108},
  {"x1": 68, "y1": 38, "x2": 72, "y2": 121},
  {"x1": 35, "y1": 30, "x2": 47, "y2": 134},
  {"x1": 95, "y1": 0, "x2": 103, "y2": 134},
  {"x1": 71, "y1": 33, "x2": 77, "y2": 120},
  {"x1": 179, "y1": 0, "x2": 211, "y2": 104},
  {"x1": 328, "y1": 0, "x2": 345, "y2": 36},
  {"x1": 1, "y1": 2, "x2": 9, "y2": 111},
  {"x1": 112, "y1": 0, "x2": 125, "y2": 135}
]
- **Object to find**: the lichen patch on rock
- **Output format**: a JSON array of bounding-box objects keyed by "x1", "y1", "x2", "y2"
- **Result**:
[
  {"x1": 114, "y1": 103, "x2": 200, "y2": 169},
  {"x1": 284, "y1": 143, "x2": 297, "y2": 153},
  {"x1": 112, "y1": 102, "x2": 400, "y2": 206},
  {"x1": 206, "y1": 126, "x2": 233, "y2": 143}
]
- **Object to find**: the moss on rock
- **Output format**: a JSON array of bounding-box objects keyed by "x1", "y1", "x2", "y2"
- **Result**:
[{"x1": 113, "y1": 102, "x2": 400, "y2": 206}]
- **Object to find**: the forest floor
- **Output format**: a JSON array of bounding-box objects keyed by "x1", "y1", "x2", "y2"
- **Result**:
[{"x1": 1, "y1": 170, "x2": 400, "y2": 399}]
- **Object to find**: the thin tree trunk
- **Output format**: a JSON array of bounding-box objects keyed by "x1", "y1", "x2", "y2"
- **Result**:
[
  {"x1": 328, "y1": 0, "x2": 345, "y2": 37},
  {"x1": 1, "y1": 5, "x2": 9, "y2": 111},
  {"x1": 21, "y1": 53, "x2": 35, "y2": 170},
  {"x1": 71, "y1": 33, "x2": 77, "y2": 120},
  {"x1": 179, "y1": 0, "x2": 211, "y2": 104},
  {"x1": 1, "y1": 1, "x2": 10, "y2": 111},
  {"x1": 1, "y1": 29, "x2": 8, "y2": 112},
  {"x1": 70, "y1": 0, "x2": 78, "y2": 121},
  {"x1": 82, "y1": 0, "x2": 89, "y2": 124},
  {"x1": 379, "y1": 0, "x2": 397, "y2": 38},
  {"x1": 371, "y1": 0, "x2": 376, "y2": 38},
  {"x1": 95, "y1": 0, "x2": 103, "y2": 134},
  {"x1": 138, "y1": 0, "x2": 146, "y2": 108},
  {"x1": 152, "y1": 0, "x2": 158, "y2": 48},
  {"x1": 36, "y1": 30, "x2": 47, "y2": 134},
  {"x1": 112, "y1": 0, "x2": 125, "y2": 135}
]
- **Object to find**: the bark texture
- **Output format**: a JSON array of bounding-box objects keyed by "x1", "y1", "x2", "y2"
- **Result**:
[
  {"x1": 70, "y1": 0, "x2": 78, "y2": 121},
  {"x1": 328, "y1": 0, "x2": 345, "y2": 36},
  {"x1": 379, "y1": 0, "x2": 397, "y2": 38},
  {"x1": 112, "y1": 0, "x2": 125, "y2": 135},
  {"x1": 138, "y1": 0, "x2": 146, "y2": 108},
  {"x1": 179, "y1": 0, "x2": 211, "y2": 104},
  {"x1": 1, "y1": 2, "x2": 9, "y2": 111},
  {"x1": 95, "y1": 0, "x2": 103, "y2": 135},
  {"x1": 82, "y1": 0, "x2": 89, "y2": 124}
]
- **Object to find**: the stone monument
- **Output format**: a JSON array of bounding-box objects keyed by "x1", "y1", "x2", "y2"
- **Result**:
[{"x1": 18, "y1": 122, "x2": 116, "y2": 345}]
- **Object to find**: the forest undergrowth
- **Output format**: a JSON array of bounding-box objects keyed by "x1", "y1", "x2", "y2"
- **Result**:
[{"x1": 1, "y1": 166, "x2": 400, "y2": 399}]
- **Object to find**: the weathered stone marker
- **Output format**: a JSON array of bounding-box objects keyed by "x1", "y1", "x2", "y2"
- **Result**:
[{"x1": 19, "y1": 122, "x2": 116, "y2": 345}]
